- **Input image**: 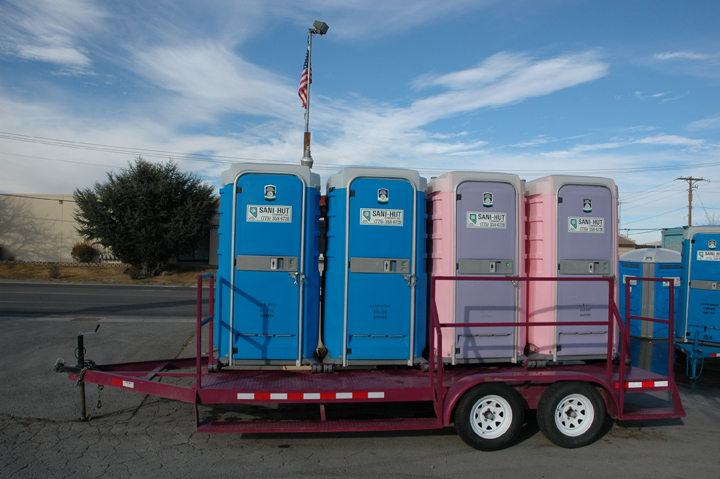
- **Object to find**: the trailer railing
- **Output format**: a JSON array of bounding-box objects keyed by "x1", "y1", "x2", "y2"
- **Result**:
[
  {"x1": 428, "y1": 275, "x2": 664, "y2": 420},
  {"x1": 195, "y1": 273, "x2": 215, "y2": 389},
  {"x1": 622, "y1": 276, "x2": 675, "y2": 380}
]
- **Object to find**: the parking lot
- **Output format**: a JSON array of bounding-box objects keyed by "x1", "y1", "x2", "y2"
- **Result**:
[{"x1": 2, "y1": 281, "x2": 720, "y2": 478}]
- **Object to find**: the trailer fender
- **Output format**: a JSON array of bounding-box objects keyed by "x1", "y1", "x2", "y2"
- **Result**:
[{"x1": 442, "y1": 376, "x2": 526, "y2": 425}]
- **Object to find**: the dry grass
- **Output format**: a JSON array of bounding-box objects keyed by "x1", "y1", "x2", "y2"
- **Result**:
[{"x1": 0, "y1": 262, "x2": 215, "y2": 286}]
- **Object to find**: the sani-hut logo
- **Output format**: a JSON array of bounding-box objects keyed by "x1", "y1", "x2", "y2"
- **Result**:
[
  {"x1": 710, "y1": 240, "x2": 717, "y2": 250},
  {"x1": 363, "y1": 210, "x2": 372, "y2": 222},
  {"x1": 583, "y1": 198, "x2": 592, "y2": 213},
  {"x1": 249, "y1": 206, "x2": 258, "y2": 218},
  {"x1": 378, "y1": 188, "x2": 389, "y2": 204},
  {"x1": 483, "y1": 192, "x2": 493, "y2": 207},
  {"x1": 469, "y1": 213, "x2": 477, "y2": 225},
  {"x1": 264, "y1": 185, "x2": 276, "y2": 201}
]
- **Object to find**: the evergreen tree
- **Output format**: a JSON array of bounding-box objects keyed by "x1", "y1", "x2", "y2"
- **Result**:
[{"x1": 74, "y1": 157, "x2": 218, "y2": 276}]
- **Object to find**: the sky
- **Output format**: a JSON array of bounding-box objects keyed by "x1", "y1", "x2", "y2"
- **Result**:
[{"x1": 1, "y1": 0, "x2": 720, "y2": 243}]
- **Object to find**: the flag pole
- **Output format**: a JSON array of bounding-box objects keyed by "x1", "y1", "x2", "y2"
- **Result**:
[
  {"x1": 300, "y1": 21, "x2": 328, "y2": 168},
  {"x1": 303, "y1": 29, "x2": 312, "y2": 159}
]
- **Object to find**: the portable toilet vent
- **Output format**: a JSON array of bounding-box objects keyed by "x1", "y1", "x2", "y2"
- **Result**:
[
  {"x1": 215, "y1": 163, "x2": 321, "y2": 366},
  {"x1": 677, "y1": 226, "x2": 720, "y2": 347},
  {"x1": 618, "y1": 248, "x2": 682, "y2": 339},
  {"x1": 323, "y1": 167, "x2": 427, "y2": 366},
  {"x1": 526, "y1": 175, "x2": 619, "y2": 360},
  {"x1": 426, "y1": 172, "x2": 526, "y2": 364}
]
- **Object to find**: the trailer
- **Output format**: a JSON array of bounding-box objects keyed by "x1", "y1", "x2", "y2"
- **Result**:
[{"x1": 54, "y1": 273, "x2": 685, "y2": 451}]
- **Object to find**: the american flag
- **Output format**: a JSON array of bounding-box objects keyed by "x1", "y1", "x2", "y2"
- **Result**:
[{"x1": 298, "y1": 49, "x2": 312, "y2": 108}]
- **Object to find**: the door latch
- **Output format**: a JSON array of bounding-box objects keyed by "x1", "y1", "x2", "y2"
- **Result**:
[
  {"x1": 289, "y1": 272, "x2": 306, "y2": 286},
  {"x1": 402, "y1": 274, "x2": 417, "y2": 287}
]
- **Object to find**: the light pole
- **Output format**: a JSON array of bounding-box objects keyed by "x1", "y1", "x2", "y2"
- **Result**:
[{"x1": 300, "y1": 21, "x2": 329, "y2": 168}]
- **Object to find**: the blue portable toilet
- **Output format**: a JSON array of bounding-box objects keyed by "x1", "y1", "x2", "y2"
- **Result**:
[
  {"x1": 661, "y1": 226, "x2": 687, "y2": 252},
  {"x1": 323, "y1": 167, "x2": 427, "y2": 366},
  {"x1": 618, "y1": 248, "x2": 682, "y2": 339},
  {"x1": 630, "y1": 338, "x2": 672, "y2": 376},
  {"x1": 215, "y1": 163, "x2": 321, "y2": 366},
  {"x1": 677, "y1": 226, "x2": 720, "y2": 347}
]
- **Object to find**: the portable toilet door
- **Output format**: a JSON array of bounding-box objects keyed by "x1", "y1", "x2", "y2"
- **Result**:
[
  {"x1": 215, "y1": 163, "x2": 321, "y2": 366},
  {"x1": 526, "y1": 176, "x2": 618, "y2": 360},
  {"x1": 426, "y1": 172, "x2": 526, "y2": 364},
  {"x1": 619, "y1": 248, "x2": 682, "y2": 339},
  {"x1": 323, "y1": 168, "x2": 427, "y2": 366},
  {"x1": 677, "y1": 226, "x2": 720, "y2": 347}
]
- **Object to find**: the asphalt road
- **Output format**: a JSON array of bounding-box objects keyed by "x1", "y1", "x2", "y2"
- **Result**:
[
  {"x1": 1, "y1": 281, "x2": 720, "y2": 478},
  {"x1": 0, "y1": 280, "x2": 200, "y2": 321}
]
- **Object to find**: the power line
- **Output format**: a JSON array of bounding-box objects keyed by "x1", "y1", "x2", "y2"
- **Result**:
[
  {"x1": 621, "y1": 206, "x2": 687, "y2": 226},
  {"x1": 5, "y1": 130, "x2": 720, "y2": 176},
  {"x1": 0, "y1": 193, "x2": 76, "y2": 203}
]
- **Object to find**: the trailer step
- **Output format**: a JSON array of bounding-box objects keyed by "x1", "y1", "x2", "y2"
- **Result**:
[
  {"x1": 197, "y1": 417, "x2": 443, "y2": 434},
  {"x1": 620, "y1": 407, "x2": 686, "y2": 420}
]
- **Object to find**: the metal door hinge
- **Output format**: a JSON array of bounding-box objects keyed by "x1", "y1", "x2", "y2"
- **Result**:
[
  {"x1": 402, "y1": 274, "x2": 417, "y2": 287},
  {"x1": 289, "y1": 272, "x2": 306, "y2": 286}
]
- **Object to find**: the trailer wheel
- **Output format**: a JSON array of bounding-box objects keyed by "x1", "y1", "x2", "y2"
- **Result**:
[
  {"x1": 537, "y1": 382, "x2": 606, "y2": 448},
  {"x1": 454, "y1": 383, "x2": 524, "y2": 451}
]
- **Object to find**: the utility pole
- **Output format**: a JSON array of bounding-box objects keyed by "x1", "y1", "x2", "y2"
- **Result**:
[{"x1": 676, "y1": 177, "x2": 706, "y2": 226}]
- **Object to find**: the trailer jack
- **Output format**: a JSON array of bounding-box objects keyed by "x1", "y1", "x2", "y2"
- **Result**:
[{"x1": 54, "y1": 324, "x2": 100, "y2": 421}]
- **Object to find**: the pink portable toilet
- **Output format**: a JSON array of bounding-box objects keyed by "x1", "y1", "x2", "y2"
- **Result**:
[
  {"x1": 427, "y1": 172, "x2": 526, "y2": 364},
  {"x1": 526, "y1": 175, "x2": 619, "y2": 361}
]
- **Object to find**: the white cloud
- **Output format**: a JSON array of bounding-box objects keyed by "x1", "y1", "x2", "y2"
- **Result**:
[
  {"x1": 283, "y1": 0, "x2": 499, "y2": 39},
  {"x1": 653, "y1": 51, "x2": 713, "y2": 61},
  {"x1": 688, "y1": 116, "x2": 720, "y2": 130},
  {"x1": 0, "y1": 0, "x2": 105, "y2": 72},
  {"x1": 398, "y1": 51, "x2": 609, "y2": 129},
  {"x1": 132, "y1": 43, "x2": 297, "y2": 120},
  {"x1": 635, "y1": 134, "x2": 704, "y2": 147}
]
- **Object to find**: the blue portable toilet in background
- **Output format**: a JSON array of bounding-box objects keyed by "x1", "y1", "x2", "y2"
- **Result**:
[
  {"x1": 323, "y1": 167, "x2": 427, "y2": 366},
  {"x1": 677, "y1": 226, "x2": 720, "y2": 347},
  {"x1": 618, "y1": 248, "x2": 682, "y2": 339},
  {"x1": 661, "y1": 226, "x2": 687, "y2": 252},
  {"x1": 215, "y1": 164, "x2": 321, "y2": 366}
]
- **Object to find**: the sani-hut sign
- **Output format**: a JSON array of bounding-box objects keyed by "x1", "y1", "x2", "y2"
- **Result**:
[
  {"x1": 467, "y1": 212, "x2": 507, "y2": 229},
  {"x1": 360, "y1": 208, "x2": 404, "y2": 226},
  {"x1": 568, "y1": 217, "x2": 605, "y2": 234},
  {"x1": 246, "y1": 205, "x2": 292, "y2": 223}
]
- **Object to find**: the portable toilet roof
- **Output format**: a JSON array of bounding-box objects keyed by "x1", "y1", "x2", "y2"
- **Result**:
[
  {"x1": 221, "y1": 163, "x2": 321, "y2": 189},
  {"x1": 620, "y1": 248, "x2": 681, "y2": 264},
  {"x1": 327, "y1": 167, "x2": 426, "y2": 191}
]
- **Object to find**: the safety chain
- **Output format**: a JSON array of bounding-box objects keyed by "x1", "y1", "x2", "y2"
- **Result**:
[
  {"x1": 75, "y1": 359, "x2": 97, "y2": 386},
  {"x1": 96, "y1": 385, "x2": 104, "y2": 409}
]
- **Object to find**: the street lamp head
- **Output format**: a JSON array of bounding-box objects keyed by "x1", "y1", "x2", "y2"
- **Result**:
[
  {"x1": 301, "y1": 146, "x2": 314, "y2": 168},
  {"x1": 312, "y1": 21, "x2": 329, "y2": 35}
]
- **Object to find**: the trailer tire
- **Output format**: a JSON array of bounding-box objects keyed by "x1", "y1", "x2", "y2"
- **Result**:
[
  {"x1": 454, "y1": 383, "x2": 524, "y2": 451},
  {"x1": 537, "y1": 382, "x2": 606, "y2": 448}
]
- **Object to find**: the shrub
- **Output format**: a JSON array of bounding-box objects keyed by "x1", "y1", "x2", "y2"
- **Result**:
[
  {"x1": 48, "y1": 265, "x2": 62, "y2": 279},
  {"x1": 71, "y1": 243, "x2": 97, "y2": 263},
  {"x1": 126, "y1": 264, "x2": 151, "y2": 280}
]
